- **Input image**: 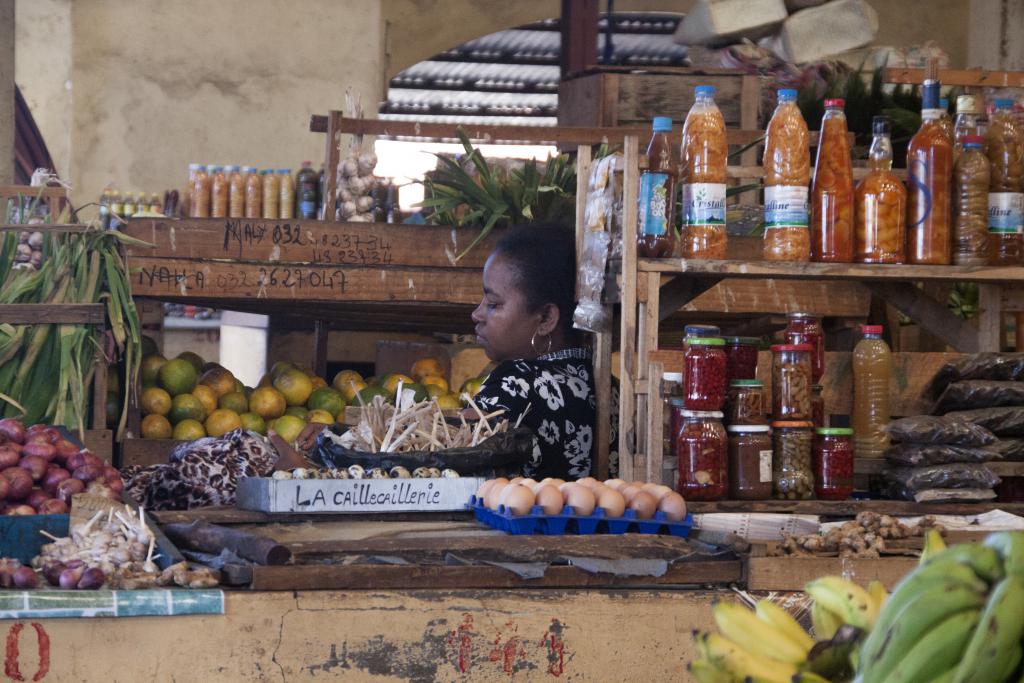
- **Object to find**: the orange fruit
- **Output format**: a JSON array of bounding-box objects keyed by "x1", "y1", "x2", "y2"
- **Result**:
[
  {"x1": 140, "y1": 386, "x2": 172, "y2": 416},
  {"x1": 257, "y1": 373, "x2": 273, "y2": 388},
  {"x1": 309, "y1": 376, "x2": 328, "y2": 390},
  {"x1": 239, "y1": 412, "x2": 267, "y2": 435},
  {"x1": 218, "y1": 391, "x2": 249, "y2": 414},
  {"x1": 191, "y1": 384, "x2": 218, "y2": 417},
  {"x1": 199, "y1": 366, "x2": 237, "y2": 398},
  {"x1": 332, "y1": 369, "x2": 364, "y2": 393},
  {"x1": 436, "y1": 393, "x2": 462, "y2": 411},
  {"x1": 141, "y1": 414, "x2": 173, "y2": 439},
  {"x1": 421, "y1": 375, "x2": 449, "y2": 394},
  {"x1": 159, "y1": 358, "x2": 198, "y2": 396},
  {"x1": 169, "y1": 393, "x2": 206, "y2": 424},
  {"x1": 172, "y1": 418, "x2": 206, "y2": 441},
  {"x1": 141, "y1": 354, "x2": 167, "y2": 387},
  {"x1": 205, "y1": 409, "x2": 243, "y2": 437},
  {"x1": 273, "y1": 368, "x2": 314, "y2": 407},
  {"x1": 249, "y1": 387, "x2": 287, "y2": 419},
  {"x1": 307, "y1": 387, "x2": 345, "y2": 417},
  {"x1": 307, "y1": 409, "x2": 335, "y2": 425},
  {"x1": 382, "y1": 373, "x2": 414, "y2": 398},
  {"x1": 269, "y1": 415, "x2": 305, "y2": 443},
  {"x1": 175, "y1": 351, "x2": 205, "y2": 374},
  {"x1": 410, "y1": 358, "x2": 444, "y2": 382},
  {"x1": 269, "y1": 361, "x2": 296, "y2": 381},
  {"x1": 285, "y1": 406, "x2": 309, "y2": 420}
]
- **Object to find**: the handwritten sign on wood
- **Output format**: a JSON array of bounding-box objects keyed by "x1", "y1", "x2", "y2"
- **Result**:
[
  {"x1": 129, "y1": 257, "x2": 483, "y2": 304},
  {"x1": 123, "y1": 218, "x2": 497, "y2": 269},
  {"x1": 235, "y1": 477, "x2": 483, "y2": 513}
]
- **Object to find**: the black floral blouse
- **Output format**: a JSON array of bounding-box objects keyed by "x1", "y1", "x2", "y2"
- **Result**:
[{"x1": 475, "y1": 347, "x2": 595, "y2": 479}]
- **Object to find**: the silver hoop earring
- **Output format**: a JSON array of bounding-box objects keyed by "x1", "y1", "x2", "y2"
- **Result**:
[{"x1": 531, "y1": 331, "x2": 552, "y2": 356}]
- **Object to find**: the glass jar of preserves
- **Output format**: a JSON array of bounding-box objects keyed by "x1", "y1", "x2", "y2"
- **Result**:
[
  {"x1": 772, "y1": 421, "x2": 814, "y2": 499},
  {"x1": 727, "y1": 424, "x2": 773, "y2": 500},
  {"x1": 763, "y1": 89, "x2": 811, "y2": 262},
  {"x1": 680, "y1": 85, "x2": 728, "y2": 259},
  {"x1": 684, "y1": 337, "x2": 727, "y2": 411},
  {"x1": 813, "y1": 427, "x2": 854, "y2": 500},
  {"x1": 986, "y1": 99, "x2": 1024, "y2": 265},
  {"x1": 811, "y1": 384, "x2": 825, "y2": 428},
  {"x1": 676, "y1": 410, "x2": 727, "y2": 501},
  {"x1": 724, "y1": 336, "x2": 760, "y2": 384},
  {"x1": 811, "y1": 99, "x2": 855, "y2": 263},
  {"x1": 771, "y1": 344, "x2": 813, "y2": 420},
  {"x1": 726, "y1": 380, "x2": 767, "y2": 426},
  {"x1": 953, "y1": 136, "x2": 991, "y2": 266},
  {"x1": 856, "y1": 117, "x2": 906, "y2": 263},
  {"x1": 784, "y1": 313, "x2": 824, "y2": 382}
]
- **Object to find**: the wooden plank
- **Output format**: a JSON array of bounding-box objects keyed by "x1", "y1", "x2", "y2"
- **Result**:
[
  {"x1": 868, "y1": 282, "x2": 984, "y2": 352},
  {"x1": 687, "y1": 499, "x2": 1024, "y2": 516},
  {"x1": 247, "y1": 559, "x2": 742, "y2": 591},
  {"x1": 122, "y1": 218, "x2": 497, "y2": 269},
  {"x1": 313, "y1": 319, "x2": 328, "y2": 378},
  {"x1": 1003, "y1": 286, "x2": 1024, "y2": 313},
  {"x1": 614, "y1": 73, "x2": 746, "y2": 126},
  {"x1": 645, "y1": 362, "x2": 664, "y2": 484},
  {"x1": 128, "y1": 256, "x2": 483, "y2": 305},
  {"x1": 0, "y1": 303, "x2": 105, "y2": 324},
  {"x1": 639, "y1": 258, "x2": 1024, "y2": 284},
  {"x1": 119, "y1": 437, "x2": 181, "y2": 467},
  {"x1": 856, "y1": 459, "x2": 1024, "y2": 477},
  {"x1": 618, "y1": 135, "x2": 640, "y2": 480},
  {"x1": 0, "y1": 184, "x2": 67, "y2": 202},
  {"x1": 594, "y1": 310, "x2": 613, "y2": 478},
  {"x1": 884, "y1": 67, "x2": 1024, "y2": 88},
  {"x1": 320, "y1": 110, "x2": 341, "y2": 221},
  {"x1": 0, "y1": 223, "x2": 89, "y2": 233},
  {"x1": 747, "y1": 555, "x2": 918, "y2": 591},
  {"x1": 82, "y1": 429, "x2": 112, "y2": 462},
  {"x1": 683, "y1": 279, "x2": 871, "y2": 317},
  {"x1": 151, "y1": 506, "x2": 473, "y2": 526},
  {"x1": 977, "y1": 284, "x2": 1004, "y2": 352},
  {"x1": 559, "y1": 0, "x2": 598, "y2": 78}
]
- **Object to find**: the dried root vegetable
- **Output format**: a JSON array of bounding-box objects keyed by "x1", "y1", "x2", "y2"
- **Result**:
[{"x1": 779, "y1": 512, "x2": 944, "y2": 559}]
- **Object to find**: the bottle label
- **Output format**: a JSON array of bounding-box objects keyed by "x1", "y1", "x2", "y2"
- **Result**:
[
  {"x1": 763, "y1": 185, "x2": 809, "y2": 229},
  {"x1": 988, "y1": 192, "x2": 1024, "y2": 234},
  {"x1": 639, "y1": 172, "x2": 671, "y2": 236},
  {"x1": 759, "y1": 450, "x2": 773, "y2": 483},
  {"x1": 300, "y1": 201, "x2": 318, "y2": 218},
  {"x1": 682, "y1": 183, "x2": 727, "y2": 226}
]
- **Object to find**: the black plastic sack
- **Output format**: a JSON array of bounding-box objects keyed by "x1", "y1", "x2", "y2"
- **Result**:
[
  {"x1": 310, "y1": 426, "x2": 535, "y2": 477},
  {"x1": 944, "y1": 406, "x2": 1024, "y2": 437},
  {"x1": 933, "y1": 381, "x2": 1024, "y2": 415},
  {"x1": 894, "y1": 487, "x2": 998, "y2": 503},
  {"x1": 885, "y1": 463, "x2": 1001, "y2": 492},
  {"x1": 884, "y1": 444, "x2": 997, "y2": 467},
  {"x1": 884, "y1": 415, "x2": 996, "y2": 446},
  {"x1": 926, "y1": 353, "x2": 1024, "y2": 398},
  {"x1": 987, "y1": 439, "x2": 1024, "y2": 462}
]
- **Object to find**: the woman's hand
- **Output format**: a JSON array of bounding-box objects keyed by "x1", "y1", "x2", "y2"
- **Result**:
[{"x1": 268, "y1": 423, "x2": 327, "y2": 471}]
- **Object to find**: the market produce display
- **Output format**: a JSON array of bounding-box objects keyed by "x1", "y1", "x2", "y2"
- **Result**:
[
  {"x1": 0, "y1": 418, "x2": 123, "y2": 515},
  {"x1": 271, "y1": 464, "x2": 459, "y2": 480},
  {"x1": 778, "y1": 511, "x2": 943, "y2": 558},
  {"x1": 473, "y1": 476, "x2": 687, "y2": 521}
]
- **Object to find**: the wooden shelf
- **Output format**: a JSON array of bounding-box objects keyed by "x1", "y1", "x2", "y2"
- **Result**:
[
  {"x1": 0, "y1": 303, "x2": 105, "y2": 324},
  {"x1": 638, "y1": 258, "x2": 1024, "y2": 284},
  {"x1": 686, "y1": 499, "x2": 1024, "y2": 517}
]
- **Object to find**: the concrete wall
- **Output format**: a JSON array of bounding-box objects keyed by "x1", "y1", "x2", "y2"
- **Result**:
[
  {"x1": 868, "y1": 0, "x2": 969, "y2": 69},
  {"x1": 968, "y1": 0, "x2": 1024, "y2": 70}
]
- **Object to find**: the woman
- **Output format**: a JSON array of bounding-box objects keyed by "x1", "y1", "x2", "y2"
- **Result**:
[{"x1": 471, "y1": 223, "x2": 595, "y2": 479}]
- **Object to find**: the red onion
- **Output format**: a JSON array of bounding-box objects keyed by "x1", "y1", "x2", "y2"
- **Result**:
[
  {"x1": 65, "y1": 452, "x2": 87, "y2": 472},
  {"x1": 12, "y1": 566, "x2": 38, "y2": 589},
  {"x1": 42, "y1": 562, "x2": 65, "y2": 586},
  {"x1": 5, "y1": 504, "x2": 36, "y2": 515},
  {"x1": 37, "y1": 498, "x2": 68, "y2": 515},
  {"x1": 2, "y1": 469, "x2": 32, "y2": 500},
  {"x1": 25, "y1": 489, "x2": 49, "y2": 510},
  {"x1": 73, "y1": 464, "x2": 102, "y2": 483},
  {"x1": 22, "y1": 441, "x2": 56, "y2": 462},
  {"x1": 41, "y1": 466, "x2": 71, "y2": 494},
  {"x1": 0, "y1": 478, "x2": 7, "y2": 500},
  {"x1": 81, "y1": 452, "x2": 104, "y2": 470},
  {"x1": 25, "y1": 425, "x2": 58, "y2": 444},
  {"x1": 59, "y1": 565, "x2": 85, "y2": 589},
  {"x1": 105, "y1": 477, "x2": 125, "y2": 494},
  {"x1": 0, "y1": 419, "x2": 26, "y2": 444},
  {"x1": 55, "y1": 477, "x2": 85, "y2": 504},
  {"x1": 0, "y1": 448, "x2": 19, "y2": 469},
  {"x1": 77, "y1": 567, "x2": 105, "y2": 590},
  {"x1": 5, "y1": 442, "x2": 21, "y2": 455},
  {"x1": 18, "y1": 455, "x2": 48, "y2": 481},
  {"x1": 54, "y1": 439, "x2": 80, "y2": 460}
]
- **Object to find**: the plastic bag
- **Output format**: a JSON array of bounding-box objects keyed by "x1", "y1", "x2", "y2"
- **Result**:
[
  {"x1": 885, "y1": 463, "x2": 1001, "y2": 492},
  {"x1": 898, "y1": 488, "x2": 998, "y2": 503},
  {"x1": 987, "y1": 439, "x2": 1024, "y2": 462},
  {"x1": 944, "y1": 406, "x2": 1024, "y2": 437},
  {"x1": 573, "y1": 230, "x2": 611, "y2": 332},
  {"x1": 311, "y1": 426, "x2": 535, "y2": 477},
  {"x1": 933, "y1": 381, "x2": 1024, "y2": 414},
  {"x1": 926, "y1": 353, "x2": 1024, "y2": 398},
  {"x1": 884, "y1": 415, "x2": 996, "y2": 446},
  {"x1": 884, "y1": 443, "x2": 996, "y2": 467}
]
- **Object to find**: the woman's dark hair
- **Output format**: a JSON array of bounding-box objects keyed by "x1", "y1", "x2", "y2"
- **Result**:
[{"x1": 494, "y1": 222, "x2": 576, "y2": 334}]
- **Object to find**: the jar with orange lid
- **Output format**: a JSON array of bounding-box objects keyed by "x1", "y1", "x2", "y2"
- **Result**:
[
  {"x1": 680, "y1": 85, "x2": 728, "y2": 259},
  {"x1": 763, "y1": 89, "x2": 811, "y2": 261},
  {"x1": 856, "y1": 117, "x2": 907, "y2": 263},
  {"x1": 772, "y1": 421, "x2": 814, "y2": 499},
  {"x1": 811, "y1": 99, "x2": 854, "y2": 262}
]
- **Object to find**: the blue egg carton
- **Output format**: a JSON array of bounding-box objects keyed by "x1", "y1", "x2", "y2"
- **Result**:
[{"x1": 467, "y1": 496, "x2": 693, "y2": 537}]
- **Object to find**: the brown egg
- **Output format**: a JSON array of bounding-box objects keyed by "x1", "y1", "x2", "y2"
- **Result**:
[
  {"x1": 509, "y1": 476, "x2": 525, "y2": 486},
  {"x1": 597, "y1": 488, "x2": 626, "y2": 518},
  {"x1": 603, "y1": 478, "x2": 627, "y2": 491},
  {"x1": 577, "y1": 477, "x2": 598, "y2": 489},
  {"x1": 503, "y1": 485, "x2": 536, "y2": 516},
  {"x1": 519, "y1": 478, "x2": 538, "y2": 490},
  {"x1": 629, "y1": 491, "x2": 658, "y2": 520},
  {"x1": 631, "y1": 481, "x2": 646, "y2": 488},
  {"x1": 658, "y1": 492, "x2": 687, "y2": 522},
  {"x1": 579, "y1": 478, "x2": 605, "y2": 493},
  {"x1": 534, "y1": 484, "x2": 564, "y2": 515},
  {"x1": 641, "y1": 483, "x2": 674, "y2": 501},
  {"x1": 542, "y1": 478, "x2": 566, "y2": 490},
  {"x1": 562, "y1": 483, "x2": 596, "y2": 516},
  {"x1": 620, "y1": 484, "x2": 642, "y2": 503},
  {"x1": 484, "y1": 478, "x2": 509, "y2": 510},
  {"x1": 476, "y1": 479, "x2": 497, "y2": 501}
]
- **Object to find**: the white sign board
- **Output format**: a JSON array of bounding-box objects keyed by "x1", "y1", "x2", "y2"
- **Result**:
[{"x1": 235, "y1": 477, "x2": 483, "y2": 514}]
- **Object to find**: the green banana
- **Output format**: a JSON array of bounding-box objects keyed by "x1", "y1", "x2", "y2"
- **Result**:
[
  {"x1": 686, "y1": 658, "x2": 731, "y2": 683},
  {"x1": 857, "y1": 580, "x2": 987, "y2": 683},
  {"x1": 953, "y1": 575, "x2": 1024, "y2": 683},
  {"x1": 791, "y1": 673, "x2": 830, "y2": 683},
  {"x1": 754, "y1": 600, "x2": 814, "y2": 652},
  {"x1": 923, "y1": 543, "x2": 1005, "y2": 585},
  {"x1": 713, "y1": 602, "x2": 810, "y2": 664},
  {"x1": 984, "y1": 531, "x2": 1024, "y2": 580},
  {"x1": 924, "y1": 669, "x2": 959, "y2": 683},
  {"x1": 805, "y1": 577, "x2": 879, "y2": 630},
  {"x1": 695, "y1": 631, "x2": 796, "y2": 683},
  {"x1": 811, "y1": 601, "x2": 843, "y2": 640},
  {"x1": 883, "y1": 608, "x2": 981, "y2": 683},
  {"x1": 999, "y1": 644, "x2": 1023, "y2": 683},
  {"x1": 920, "y1": 528, "x2": 948, "y2": 565}
]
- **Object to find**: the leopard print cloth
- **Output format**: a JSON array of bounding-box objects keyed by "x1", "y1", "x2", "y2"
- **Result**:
[{"x1": 122, "y1": 429, "x2": 278, "y2": 511}]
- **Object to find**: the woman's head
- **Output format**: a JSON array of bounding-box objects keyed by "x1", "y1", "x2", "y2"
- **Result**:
[{"x1": 471, "y1": 223, "x2": 577, "y2": 361}]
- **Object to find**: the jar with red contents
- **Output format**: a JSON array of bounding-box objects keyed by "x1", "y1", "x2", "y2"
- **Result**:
[
  {"x1": 785, "y1": 313, "x2": 825, "y2": 382},
  {"x1": 724, "y1": 336, "x2": 760, "y2": 384},
  {"x1": 684, "y1": 337, "x2": 727, "y2": 410},
  {"x1": 813, "y1": 427, "x2": 854, "y2": 500},
  {"x1": 676, "y1": 410, "x2": 727, "y2": 500}
]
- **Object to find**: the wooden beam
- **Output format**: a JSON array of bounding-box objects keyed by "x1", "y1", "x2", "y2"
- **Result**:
[
  {"x1": 560, "y1": 0, "x2": 599, "y2": 79},
  {"x1": 320, "y1": 110, "x2": 341, "y2": 222},
  {"x1": 657, "y1": 275, "x2": 722, "y2": 321},
  {"x1": 618, "y1": 135, "x2": 640, "y2": 479},
  {"x1": 884, "y1": 67, "x2": 1024, "y2": 88},
  {"x1": 0, "y1": 303, "x2": 105, "y2": 324},
  {"x1": 313, "y1": 319, "x2": 328, "y2": 377},
  {"x1": 867, "y1": 283, "x2": 982, "y2": 352}
]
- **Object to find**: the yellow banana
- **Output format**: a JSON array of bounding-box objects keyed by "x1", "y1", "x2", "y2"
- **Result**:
[
  {"x1": 713, "y1": 602, "x2": 810, "y2": 664},
  {"x1": 805, "y1": 576, "x2": 879, "y2": 630},
  {"x1": 754, "y1": 599, "x2": 815, "y2": 652},
  {"x1": 811, "y1": 600, "x2": 843, "y2": 640},
  {"x1": 696, "y1": 631, "x2": 797, "y2": 683},
  {"x1": 920, "y1": 528, "x2": 948, "y2": 565},
  {"x1": 687, "y1": 658, "x2": 732, "y2": 683},
  {"x1": 867, "y1": 580, "x2": 888, "y2": 613}
]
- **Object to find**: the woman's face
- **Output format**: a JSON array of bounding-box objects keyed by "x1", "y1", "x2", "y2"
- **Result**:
[{"x1": 472, "y1": 253, "x2": 542, "y2": 362}]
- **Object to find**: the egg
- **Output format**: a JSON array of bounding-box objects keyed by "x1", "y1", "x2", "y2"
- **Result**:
[
  {"x1": 519, "y1": 478, "x2": 538, "y2": 490},
  {"x1": 509, "y1": 476, "x2": 525, "y2": 486},
  {"x1": 658, "y1": 492, "x2": 688, "y2": 522},
  {"x1": 499, "y1": 483, "x2": 526, "y2": 507},
  {"x1": 561, "y1": 483, "x2": 596, "y2": 516},
  {"x1": 576, "y1": 477, "x2": 598, "y2": 489},
  {"x1": 603, "y1": 478, "x2": 627, "y2": 491},
  {"x1": 597, "y1": 488, "x2": 626, "y2": 518},
  {"x1": 629, "y1": 491, "x2": 658, "y2": 520},
  {"x1": 641, "y1": 483, "x2": 674, "y2": 501},
  {"x1": 502, "y1": 485, "x2": 536, "y2": 516},
  {"x1": 534, "y1": 485, "x2": 564, "y2": 515},
  {"x1": 620, "y1": 484, "x2": 642, "y2": 503},
  {"x1": 475, "y1": 479, "x2": 496, "y2": 501},
  {"x1": 484, "y1": 477, "x2": 509, "y2": 510},
  {"x1": 542, "y1": 478, "x2": 566, "y2": 490}
]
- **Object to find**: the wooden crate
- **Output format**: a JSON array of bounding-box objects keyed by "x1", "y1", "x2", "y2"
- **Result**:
[{"x1": 236, "y1": 477, "x2": 484, "y2": 514}]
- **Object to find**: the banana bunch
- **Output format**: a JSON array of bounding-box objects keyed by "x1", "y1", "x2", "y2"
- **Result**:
[
  {"x1": 689, "y1": 600, "x2": 816, "y2": 683},
  {"x1": 856, "y1": 530, "x2": 1024, "y2": 683},
  {"x1": 806, "y1": 577, "x2": 887, "y2": 640}
]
